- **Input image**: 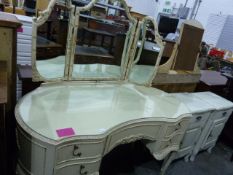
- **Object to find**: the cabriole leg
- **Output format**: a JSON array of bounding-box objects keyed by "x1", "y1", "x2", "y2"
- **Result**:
[{"x1": 160, "y1": 152, "x2": 176, "y2": 175}]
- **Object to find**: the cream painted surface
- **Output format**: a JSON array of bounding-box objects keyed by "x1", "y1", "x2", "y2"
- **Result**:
[
  {"x1": 193, "y1": 92, "x2": 233, "y2": 110},
  {"x1": 18, "y1": 83, "x2": 190, "y2": 140},
  {"x1": 171, "y1": 93, "x2": 214, "y2": 113}
]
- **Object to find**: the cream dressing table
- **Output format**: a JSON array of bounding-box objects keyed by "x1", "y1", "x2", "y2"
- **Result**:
[
  {"x1": 15, "y1": 0, "x2": 192, "y2": 175},
  {"x1": 15, "y1": 0, "x2": 233, "y2": 175}
]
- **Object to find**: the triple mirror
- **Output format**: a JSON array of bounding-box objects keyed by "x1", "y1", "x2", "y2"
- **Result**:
[{"x1": 32, "y1": 0, "x2": 165, "y2": 86}]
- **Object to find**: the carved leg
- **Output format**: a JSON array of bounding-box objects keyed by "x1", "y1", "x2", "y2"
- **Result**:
[
  {"x1": 184, "y1": 155, "x2": 190, "y2": 162},
  {"x1": 207, "y1": 147, "x2": 213, "y2": 154},
  {"x1": 160, "y1": 152, "x2": 176, "y2": 175},
  {"x1": 190, "y1": 154, "x2": 196, "y2": 162}
]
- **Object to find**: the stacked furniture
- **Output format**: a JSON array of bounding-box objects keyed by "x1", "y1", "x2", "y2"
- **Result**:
[
  {"x1": 15, "y1": 14, "x2": 32, "y2": 99},
  {"x1": 173, "y1": 92, "x2": 233, "y2": 161},
  {"x1": 0, "y1": 12, "x2": 21, "y2": 175}
]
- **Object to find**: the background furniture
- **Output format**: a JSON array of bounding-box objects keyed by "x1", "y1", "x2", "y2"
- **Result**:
[
  {"x1": 172, "y1": 20, "x2": 204, "y2": 71},
  {"x1": 0, "y1": 12, "x2": 21, "y2": 175},
  {"x1": 153, "y1": 70, "x2": 201, "y2": 93},
  {"x1": 196, "y1": 70, "x2": 228, "y2": 95}
]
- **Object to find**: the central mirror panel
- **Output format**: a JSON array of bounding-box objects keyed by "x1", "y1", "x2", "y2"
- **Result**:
[
  {"x1": 70, "y1": 0, "x2": 136, "y2": 80},
  {"x1": 128, "y1": 17, "x2": 165, "y2": 86},
  {"x1": 34, "y1": 1, "x2": 71, "y2": 80}
]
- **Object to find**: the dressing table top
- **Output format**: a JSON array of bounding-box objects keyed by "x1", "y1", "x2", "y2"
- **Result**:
[
  {"x1": 16, "y1": 83, "x2": 190, "y2": 141},
  {"x1": 172, "y1": 93, "x2": 215, "y2": 113}
]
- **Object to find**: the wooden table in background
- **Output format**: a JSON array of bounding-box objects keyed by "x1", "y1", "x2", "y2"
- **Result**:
[{"x1": 195, "y1": 70, "x2": 227, "y2": 96}]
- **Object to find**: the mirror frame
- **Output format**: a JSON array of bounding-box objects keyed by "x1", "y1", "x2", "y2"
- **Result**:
[
  {"x1": 67, "y1": 0, "x2": 138, "y2": 81},
  {"x1": 32, "y1": 0, "x2": 73, "y2": 82},
  {"x1": 127, "y1": 16, "x2": 165, "y2": 86}
]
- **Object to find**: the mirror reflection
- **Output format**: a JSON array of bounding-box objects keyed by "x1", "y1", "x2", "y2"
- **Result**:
[
  {"x1": 35, "y1": 2, "x2": 70, "y2": 79},
  {"x1": 129, "y1": 19, "x2": 164, "y2": 85},
  {"x1": 71, "y1": 0, "x2": 134, "y2": 79}
]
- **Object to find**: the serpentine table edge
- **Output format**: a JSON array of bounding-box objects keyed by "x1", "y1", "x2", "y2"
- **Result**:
[{"x1": 15, "y1": 83, "x2": 192, "y2": 175}]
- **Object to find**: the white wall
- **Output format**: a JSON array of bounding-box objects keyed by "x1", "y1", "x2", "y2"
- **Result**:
[
  {"x1": 125, "y1": 0, "x2": 158, "y2": 17},
  {"x1": 125, "y1": 0, "x2": 233, "y2": 28},
  {"x1": 196, "y1": 0, "x2": 233, "y2": 28}
]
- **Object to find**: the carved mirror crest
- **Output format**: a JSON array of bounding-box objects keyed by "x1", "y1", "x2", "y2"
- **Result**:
[
  {"x1": 67, "y1": 0, "x2": 137, "y2": 80},
  {"x1": 32, "y1": 0, "x2": 73, "y2": 81},
  {"x1": 127, "y1": 16, "x2": 165, "y2": 86}
]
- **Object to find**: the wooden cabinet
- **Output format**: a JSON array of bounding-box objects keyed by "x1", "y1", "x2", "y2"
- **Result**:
[{"x1": 0, "y1": 12, "x2": 21, "y2": 175}]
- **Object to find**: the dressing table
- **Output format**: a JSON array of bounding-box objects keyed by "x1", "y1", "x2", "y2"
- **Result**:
[{"x1": 15, "y1": 1, "x2": 192, "y2": 175}]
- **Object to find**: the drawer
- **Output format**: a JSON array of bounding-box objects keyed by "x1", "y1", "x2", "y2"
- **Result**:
[
  {"x1": 189, "y1": 112, "x2": 210, "y2": 129},
  {"x1": 55, "y1": 160, "x2": 100, "y2": 175},
  {"x1": 165, "y1": 120, "x2": 188, "y2": 138},
  {"x1": 211, "y1": 109, "x2": 233, "y2": 120},
  {"x1": 106, "y1": 123, "x2": 162, "y2": 153},
  {"x1": 56, "y1": 140, "x2": 105, "y2": 165}
]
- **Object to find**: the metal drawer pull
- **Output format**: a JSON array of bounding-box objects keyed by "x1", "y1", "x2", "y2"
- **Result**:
[
  {"x1": 222, "y1": 112, "x2": 227, "y2": 117},
  {"x1": 80, "y1": 165, "x2": 88, "y2": 175},
  {"x1": 73, "y1": 145, "x2": 82, "y2": 157},
  {"x1": 196, "y1": 116, "x2": 202, "y2": 121}
]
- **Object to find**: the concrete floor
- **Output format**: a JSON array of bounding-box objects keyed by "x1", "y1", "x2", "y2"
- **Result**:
[{"x1": 100, "y1": 141, "x2": 233, "y2": 175}]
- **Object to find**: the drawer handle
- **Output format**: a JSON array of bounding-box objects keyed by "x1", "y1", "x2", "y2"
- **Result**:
[
  {"x1": 73, "y1": 145, "x2": 82, "y2": 157},
  {"x1": 196, "y1": 116, "x2": 202, "y2": 121},
  {"x1": 80, "y1": 165, "x2": 88, "y2": 175},
  {"x1": 222, "y1": 112, "x2": 227, "y2": 117}
]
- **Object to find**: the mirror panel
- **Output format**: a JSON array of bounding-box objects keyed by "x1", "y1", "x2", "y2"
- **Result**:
[
  {"x1": 32, "y1": 1, "x2": 71, "y2": 81},
  {"x1": 128, "y1": 17, "x2": 165, "y2": 86},
  {"x1": 69, "y1": 0, "x2": 136, "y2": 80}
]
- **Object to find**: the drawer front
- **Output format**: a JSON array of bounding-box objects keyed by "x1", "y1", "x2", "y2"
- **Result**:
[
  {"x1": 56, "y1": 140, "x2": 105, "y2": 165},
  {"x1": 165, "y1": 120, "x2": 188, "y2": 138},
  {"x1": 55, "y1": 160, "x2": 100, "y2": 175},
  {"x1": 212, "y1": 109, "x2": 233, "y2": 120},
  {"x1": 106, "y1": 123, "x2": 162, "y2": 153},
  {"x1": 189, "y1": 112, "x2": 210, "y2": 129},
  {"x1": 204, "y1": 120, "x2": 226, "y2": 146},
  {"x1": 181, "y1": 127, "x2": 201, "y2": 149}
]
